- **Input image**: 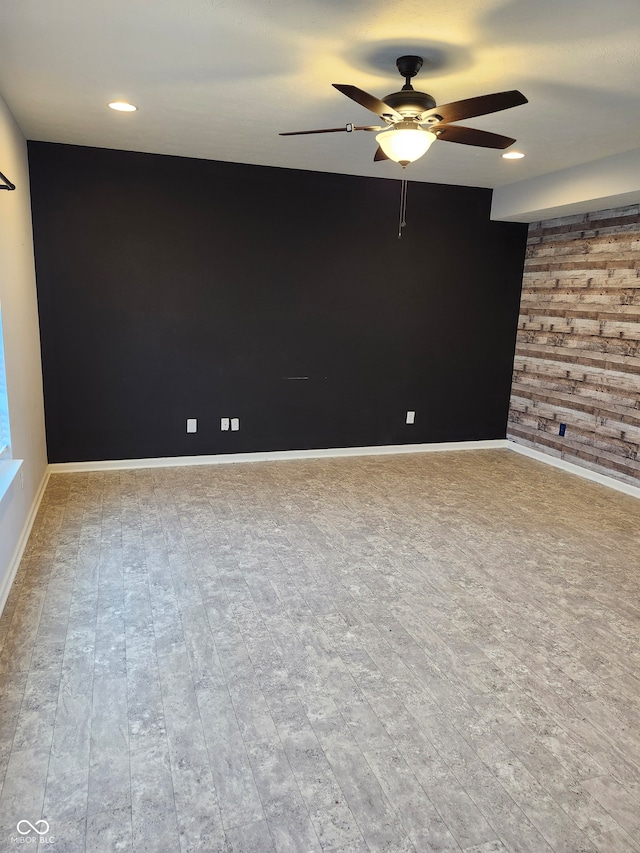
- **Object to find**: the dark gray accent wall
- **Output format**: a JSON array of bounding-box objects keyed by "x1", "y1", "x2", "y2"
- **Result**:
[{"x1": 28, "y1": 142, "x2": 528, "y2": 462}]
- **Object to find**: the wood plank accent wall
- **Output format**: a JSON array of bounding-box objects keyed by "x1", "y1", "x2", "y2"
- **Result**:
[{"x1": 508, "y1": 204, "x2": 640, "y2": 487}]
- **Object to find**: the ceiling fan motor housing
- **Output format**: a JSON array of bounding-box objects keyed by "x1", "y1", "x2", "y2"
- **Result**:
[{"x1": 382, "y1": 89, "x2": 437, "y2": 118}]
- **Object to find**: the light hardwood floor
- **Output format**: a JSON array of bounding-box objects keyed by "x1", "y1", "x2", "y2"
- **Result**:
[{"x1": 1, "y1": 450, "x2": 639, "y2": 852}]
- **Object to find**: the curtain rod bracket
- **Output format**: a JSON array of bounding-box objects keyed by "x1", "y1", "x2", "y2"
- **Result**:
[{"x1": 0, "y1": 171, "x2": 16, "y2": 191}]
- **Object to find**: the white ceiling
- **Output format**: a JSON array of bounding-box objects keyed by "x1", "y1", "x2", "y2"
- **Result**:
[{"x1": 1, "y1": 0, "x2": 640, "y2": 210}]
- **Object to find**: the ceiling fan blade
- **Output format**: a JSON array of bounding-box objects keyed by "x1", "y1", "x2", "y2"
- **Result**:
[
  {"x1": 279, "y1": 124, "x2": 384, "y2": 136},
  {"x1": 433, "y1": 124, "x2": 516, "y2": 149},
  {"x1": 332, "y1": 84, "x2": 403, "y2": 122},
  {"x1": 373, "y1": 146, "x2": 389, "y2": 162},
  {"x1": 419, "y1": 90, "x2": 527, "y2": 124}
]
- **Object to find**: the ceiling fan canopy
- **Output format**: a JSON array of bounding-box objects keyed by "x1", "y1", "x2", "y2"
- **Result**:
[{"x1": 280, "y1": 55, "x2": 527, "y2": 167}]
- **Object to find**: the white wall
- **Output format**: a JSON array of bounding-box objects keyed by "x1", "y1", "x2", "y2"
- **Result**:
[
  {"x1": 491, "y1": 148, "x2": 640, "y2": 222},
  {"x1": 0, "y1": 92, "x2": 48, "y2": 610}
]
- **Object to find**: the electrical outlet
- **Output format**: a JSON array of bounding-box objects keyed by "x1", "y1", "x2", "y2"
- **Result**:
[
  {"x1": 221, "y1": 417, "x2": 230, "y2": 431},
  {"x1": 231, "y1": 417, "x2": 239, "y2": 431},
  {"x1": 186, "y1": 418, "x2": 197, "y2": 433},
  {"x1": 406, "y1": 411, "x2": 415, "y2": 425}
]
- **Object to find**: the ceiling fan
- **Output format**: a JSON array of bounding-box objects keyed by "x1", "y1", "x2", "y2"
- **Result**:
[{"x1": 280, "y1": 55, "x2": 527, "y2": 167}]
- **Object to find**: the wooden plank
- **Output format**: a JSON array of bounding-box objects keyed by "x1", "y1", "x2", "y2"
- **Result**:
[
  {"x1": 519, "y1": 291, "x2": 639, "y2": 306},
  {"x1": 515, "y1": 346, "x2": 640, "y2": 367},
  {"x1": 518, "y1": 306, "x2": 640, "y2": 322},
  {"x1": 513, "y1": 359, "x2": 640, "y2": 392},
  {"x1": 517, "y1": 317, "x2": 640, "y2": 340}
]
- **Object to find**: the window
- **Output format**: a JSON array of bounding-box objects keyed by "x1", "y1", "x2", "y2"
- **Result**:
[{"x1": 0, "y1": 305, "x2": 11, "y2": 460}]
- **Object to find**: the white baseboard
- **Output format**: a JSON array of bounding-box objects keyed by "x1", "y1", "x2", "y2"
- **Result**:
[
  {"x1": 47, "y1": 439, "x2": 511, "y2": 473},
  {"x1": 44, "y1": 436, "x2": 640, "y2": 497},
  {"x1": 0, "y1": 467, "x2": 51, "y2": 616},
  {"x1": 508, "y1": 441, "x2": 640, "y2": 500}
]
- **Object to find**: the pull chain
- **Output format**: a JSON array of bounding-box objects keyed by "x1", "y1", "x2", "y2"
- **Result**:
[{"x1": 398, "y1": 178, "x2": 408, "y2": 239}]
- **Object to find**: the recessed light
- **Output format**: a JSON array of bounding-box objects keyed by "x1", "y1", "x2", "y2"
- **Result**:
[
  {"x1": 502, "y1": 150, "x2": 525, "y2": 159},
  {"x1": 108, "y1": 101, "x2": 137, "y2": 112}
]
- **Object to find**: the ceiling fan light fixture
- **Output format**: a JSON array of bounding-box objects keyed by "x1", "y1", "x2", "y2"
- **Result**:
[
  {"x1": 502, "y1": 150, "x2": 525, "y2": 159},
  {"x1": 376, "y1": 127, "x2": 436, "y2": 166}
]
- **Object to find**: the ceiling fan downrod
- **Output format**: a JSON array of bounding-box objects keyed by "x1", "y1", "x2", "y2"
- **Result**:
[{"x1": 396, "y1": 55, "x2": 424, "y2": 90}]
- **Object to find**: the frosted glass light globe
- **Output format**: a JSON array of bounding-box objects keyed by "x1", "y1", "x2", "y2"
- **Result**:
[{"x1": 376, "y1": 128, "x2": 436, "y2": 166}]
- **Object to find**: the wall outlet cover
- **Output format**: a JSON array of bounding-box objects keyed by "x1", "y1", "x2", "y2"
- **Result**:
[
  {"x1": 186, "y1": 418, "x2": 197, "y2": 433},
  {"x1": 231, "y1": 417, "x2": 240, "y2": 431},
  {"x1": 221, "y1": 417, "x2": 230, "y2": 431},
  {"x1": 406, "y1": 411, "x2": 415, "y2": 424}
]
